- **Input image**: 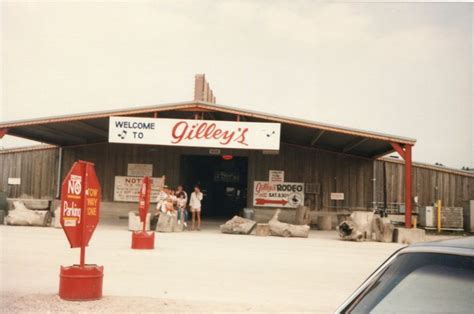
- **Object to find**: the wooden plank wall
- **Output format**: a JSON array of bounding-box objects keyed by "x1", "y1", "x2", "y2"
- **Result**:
[
  {"x1": 61, "y1": 143, "x2": 251, "y2": 202},
  {"x1": 60, "y1": 142, "x2": 374, "y2": 209},
  {"x1": 374, "y1": 160, "x2": 474, "y2": 208},
  {"x1": 0, "y1": 148, "x2": 59, "y2": 199},
  {"x1": 2, "y1": 143, "x2": 473, "y2": 211},
  {"x1": 248, "y1": 144, "x2": 373, "y2": 210}
]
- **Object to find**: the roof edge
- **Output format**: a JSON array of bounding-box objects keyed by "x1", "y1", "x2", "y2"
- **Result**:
[
  {"x1": 0, "y1": 144, "x2": 57, "y2": 154},
  {"x1": 379, "y1": 156, "x2": 474, "y2": 178},
  {"x1": 0, "y1": 100, "x2": 416, "y2": 145},
  {"x1": 195, "y1": 102, "x2": 416, "y2": 145}
]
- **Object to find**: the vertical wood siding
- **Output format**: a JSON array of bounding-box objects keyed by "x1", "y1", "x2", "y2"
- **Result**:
[
  {"x1": 0, "y1": 148, "x2": 59, "y2": 199},
  {"x1": 247, "y1": 144, "x2": 374, "y2": 211},
  {"x1": 1, "y1": 144, "x2": 473, "y2": 211},
  {"x1": 374, "y1": 160, "x2": 474, "y2": 208}
]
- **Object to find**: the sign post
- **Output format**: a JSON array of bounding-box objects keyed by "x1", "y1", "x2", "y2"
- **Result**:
[
  {"x1": 131, "y1": 176, "x2": 155, "y2": 249},
  {"x1": 59, "y1": 160, "x2": 103, "y2": 301}
]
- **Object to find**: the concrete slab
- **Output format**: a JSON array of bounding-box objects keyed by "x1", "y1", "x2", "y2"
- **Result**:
[
  {"x1": 128, "y1": 211, "x2": 151, "y2": 231},
  {"x1": 394, "y1": 227, "x2": 426, "y2": 244},
  {"x1": 220, "y1": 216, "x2": 256, "y2": 234},
  {"x1": 255, "y1": 223, "x2": 270, "y2": 236}
]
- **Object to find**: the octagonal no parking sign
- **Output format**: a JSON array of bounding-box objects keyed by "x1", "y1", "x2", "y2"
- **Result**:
[{"x1": 60, "y1": 161, "x2": 101, "y2": 248}]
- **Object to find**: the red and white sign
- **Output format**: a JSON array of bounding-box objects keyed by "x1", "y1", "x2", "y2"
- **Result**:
[
  {"x1": 109, "y1": 117, "x2": 281, "y2": 150},
  {"x1": 60, "y1": 161, "x2": 101, "y2": 248},
  {"x1": 253, "y1": 181, "x2": 304, "y2": 208}
]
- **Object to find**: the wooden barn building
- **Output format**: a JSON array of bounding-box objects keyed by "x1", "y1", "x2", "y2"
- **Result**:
[{"x1": 1, "y1": 75, "x2": 473, "y2": 227}]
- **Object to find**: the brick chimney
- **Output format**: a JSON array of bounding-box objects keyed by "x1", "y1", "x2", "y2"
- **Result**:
[{"x1": 194, "y1": 74, "x2": 216, "y2": 103}]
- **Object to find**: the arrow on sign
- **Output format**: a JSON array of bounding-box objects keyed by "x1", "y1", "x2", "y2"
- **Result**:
[{"x1": 255, "y1": 198, "x2": 288, "y2": 205}]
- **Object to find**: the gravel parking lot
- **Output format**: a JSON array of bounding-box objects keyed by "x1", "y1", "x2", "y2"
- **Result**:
[{"x1": 0, "y1": 221, "x2": 446, "y2": 313}]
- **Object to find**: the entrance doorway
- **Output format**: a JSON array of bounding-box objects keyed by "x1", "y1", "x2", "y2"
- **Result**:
[{"x1": 180, "y1": 155, "x2": 248, "y2": 218}]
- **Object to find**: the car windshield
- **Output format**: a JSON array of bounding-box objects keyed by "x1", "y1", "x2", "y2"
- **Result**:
[{"x1": 347, "y1": 252, "x2": 474, "y2": 313}]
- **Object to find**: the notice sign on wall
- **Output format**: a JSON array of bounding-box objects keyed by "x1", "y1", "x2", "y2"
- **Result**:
[
  {"x1": 127, "y1": 163, "x2": 153, "y2": 177},
  {"x1": 330, "y1": 192, "x2": 344, "y2": 200},
  {"x1": 7, "y1": 177, "x2": 21, "y2": 185},
  {"x1": 109, "y1": 117, "x2": 281, "y2": 150},
  {"x1": 269, "y1": 170, "x2": 284, "y2": 182},
  {"x1": 253, "y1": 181, "x2": 304, "y2": 208},
  {"x1": 114, "y1": 176, "x2": 165, "y2": 202}
]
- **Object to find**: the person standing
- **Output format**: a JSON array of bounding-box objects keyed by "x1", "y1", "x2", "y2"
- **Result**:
[
  {"x1": 176, "y1": 185, "x2": 188, "y2": 204},
  {"x1": 189, "y1": 185, "x2": 203, "y2": 231},
  {"x1": 176, "y1": 192, "x2": 187, "y2": 227},
  {"x1": 155, "y1": 186, "x2": 169, "y2": 214},
  {"x1": 175, "y1": 185, "x2": 188, "y2": 227}
]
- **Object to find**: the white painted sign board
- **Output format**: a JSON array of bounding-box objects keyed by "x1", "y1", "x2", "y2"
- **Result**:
[
  {"x1": 127, "y1": 163, "x2": 153, "y2": 177},
  {"x1": 253, "y1": 181, "x2": 304, "y2": 208},
  {"x1": 109, "y1": 117, "x2": 281, "y2": 150},
  {"x1": 7, "y1": 177, "x2": 21, "y2": 185},
  {"x1": 331, "y1": 192, "x2": 345, "y2": 200},
  {"x1": 269, "y1": 170, "x2": 284, "y2": 182},
  {"x1": 114, "y1": 176, "x2": 165, "y2": 202}
]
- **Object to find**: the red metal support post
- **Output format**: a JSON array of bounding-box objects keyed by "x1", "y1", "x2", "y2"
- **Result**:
[
  {"x1": 80, "y1": 164, "x2": 90, "y2": 268},
  {"x1": 404, "y1": 144, "x2": 413, "y2": 228},
  {"x1": 0, "y1": 128, "x2": 8, "y2": 139},
  {"x1": 389, "y1": 142, "x2": 406, "y2": 160},
  {"x1": 390, "y1": 142, "x2": 413, "y2": 228}
]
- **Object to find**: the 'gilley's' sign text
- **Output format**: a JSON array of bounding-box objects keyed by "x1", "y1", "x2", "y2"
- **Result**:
[{"x1": 109, "y1": 117, "x2": 281, "y2": 150}]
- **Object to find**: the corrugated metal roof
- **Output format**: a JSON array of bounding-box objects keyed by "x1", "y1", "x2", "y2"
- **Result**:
[
  {"x1": 0, "y1": 144, "x2": 56, "y2": 154},
  {"x1": 379, "y1": 157, "x2": 474, "y2": 178},
  {"x1": 0, "y1": 100, "x2": 416, "y2": 158}
]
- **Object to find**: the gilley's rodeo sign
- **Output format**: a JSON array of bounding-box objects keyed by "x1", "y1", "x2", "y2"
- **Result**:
[
  {"x1": 253, "y1": 181, "x2": 305, "y2": 208},
  {"x1": 109, "y1": 116, "x2": 281, "y2": 150}
]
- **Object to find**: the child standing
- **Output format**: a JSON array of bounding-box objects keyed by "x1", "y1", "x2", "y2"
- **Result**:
[
  {"x1": 176, "y1": 191, "x2": 188, "y2": 227},
  {"x1": 163, "y1": 195, "x2": 175, "y2": 216}
]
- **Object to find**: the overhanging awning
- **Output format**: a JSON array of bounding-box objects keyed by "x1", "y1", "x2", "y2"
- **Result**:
[{"x1": 0, "y1": 101, "x2": 416, "y2": 158}]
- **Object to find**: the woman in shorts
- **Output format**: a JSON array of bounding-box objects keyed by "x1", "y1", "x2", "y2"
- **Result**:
[{"x1": 189, "y1": 185, "x2": 203, "y2": 231}]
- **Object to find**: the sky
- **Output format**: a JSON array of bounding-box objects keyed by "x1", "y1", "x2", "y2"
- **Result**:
[{"x1": 1, "y1": 1, "x2": 473, "y2": 168}]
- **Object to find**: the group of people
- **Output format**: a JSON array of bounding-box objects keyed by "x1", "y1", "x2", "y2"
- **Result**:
[{"x1": 155, "y1": 184, "x2": 204, "y2": 230}]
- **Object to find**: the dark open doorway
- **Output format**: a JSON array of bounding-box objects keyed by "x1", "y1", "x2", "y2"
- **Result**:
[{"x1": 180, "y1": 155, "x2": 248, "y2": 218}]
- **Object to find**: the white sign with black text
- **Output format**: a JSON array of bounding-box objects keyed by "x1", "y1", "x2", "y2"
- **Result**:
[
  {"x1": 109, "y1": 117, "x2": 281, "y2": 150},
  {"x1": 269, "y1": 170, "x2": 284, "y2": 182},
  {"x1": 114, "y1": 176, "x2": 165, "y2": 202},
  {"x1": 127, "y1": 163, "x2": 153, "y2": 177},
  {"x1": 330, "y1": 192, "x2": 345, "y2": 200},
  {"x1": 7, "y1": 177, "x2": 21, "y2": 185}
]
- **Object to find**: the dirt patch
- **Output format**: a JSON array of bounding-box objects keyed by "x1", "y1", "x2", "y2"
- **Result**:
[{"x1": 1, "y1": 293, "x2": 311, "y2": 313}]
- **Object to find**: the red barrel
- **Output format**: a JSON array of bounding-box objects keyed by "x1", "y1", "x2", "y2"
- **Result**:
[
  {"x1": 59, "y1": 265, "x2": 104, "y2": 300},
  {"x1": 131, "y1": 231, "x2": 155, "y2": 249}
]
